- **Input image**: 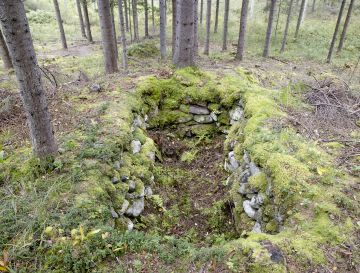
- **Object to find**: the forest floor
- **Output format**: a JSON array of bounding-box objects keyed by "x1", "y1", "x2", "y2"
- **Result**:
[{"x1": 1, "y1": 40, "x2": 359, "y2": 272}]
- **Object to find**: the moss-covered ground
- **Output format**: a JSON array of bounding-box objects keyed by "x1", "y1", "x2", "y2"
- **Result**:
[{"x1": 1, "y1": 54, "x2": 359, "y2": 272}]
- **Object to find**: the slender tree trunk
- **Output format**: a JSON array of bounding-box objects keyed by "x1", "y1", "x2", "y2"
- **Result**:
[
  {"x1": 203, "y1": 0, "x2": 211, "y2": 55},
  {"x1": 132, "y1": 0, "x2": 139, "y2": 42},
  {"x1": 236, "y1": 0, "x2": 249, "y2": 60},
  {"x1": 110, "y1": 2, "x2": 119, "y2": 58},
  {"x1": 172, "y1": 0, "x2": 177, "y2": 57},
  {"x1": 280, "y1": 0, "x2": 294, "y2": 53},
  {"x1": 160, "y1": 0, "x2": 167, "y2": 59},
  {"x1": 294, "y1": 0, "x2": 306, "y2": 38},
  {"x1": 0, "y1": 0, "x2": 57, "y2": 156},
  {"x1": 0, "y1": 29, "x2": 13, "y2": 69},
  {"x1": 222, "y1": 0, "x2": 230, "y2": 51},
  {"x1": 173, "y1": 0, "x2": 195, "y2": 67},
  {"x1": 274, "y1": 0, "x2": 282, "y2": 40},
  {"x1": 82, "y1": 0, "x2": 93, "y2": 43},
  {"x1": 76, "y1": 0, "x2": 87, "y2": 38},
  {"x1": 337, "y1": 0, "x2": 354, "y2": 52},
  {"x1": 249, "y1": 0, "x2": 254, "y2": 19},
  {"x1": 194, "y1": 0, "x2": 199, "y2": 56},
  {"x1": 300, "y1": 0, "x2": 307, "y2": 25},
  {"x1": 144, "y1": 0, "x2": 149, "y2": 37},
  {"x1": 118, "y1": 0, "x2": 128, "y2": 71},
  {"x1": 151, "y1": 0, "x2": 155, "y2": 33},
  {"x1": 200, "y1": 0, "x2": 203, "y2": 25},
  {"x1": 124, "y1": 0, "x2": 129, "y2": 32},
  {"x1": 129, "y1": 0, "x2": 133, "y2": 42},
  {"x1": 311, "y1": 0, "x2": 315, "y2": 12},
  {"x1": 98, "y1": 0, "x2": 118, "y2": 73},
  {"x1": 326, "y1": 0, "x2": 346, "y2": 63},
  {"x1": 214, "y1": 0, "x2": 219, "y2": 33},
  {"x1": 53, "y1": 0, "x2": 67, "y2": 49},
  {"x1": 263, "y1": 0, "x2": 277, "y2": 57}
]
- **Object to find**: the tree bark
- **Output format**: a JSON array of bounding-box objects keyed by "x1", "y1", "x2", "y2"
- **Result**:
[
  {"x1": 151, "y1": 0, "x2": 155, "y2": 33},
  {"x1": 311, "y1": 0, "x2": 315, "y2": 12},
  {"x1": 132, "y1": 0, "x2": 139, "y2": 42},
  {"x1": 200, "y1": 0, "x2": 203, "y2": 25},
  {"x1": 98, "y1": 0, "x2": 118, "y2": 73},
  {"x1": 173, "y1": 0, "x2": 195, "y2": 67},
  {"x1": 263, "y1": 0, "x2": 277, "y2": 57},
  {"x1": 249, "y1": 0, "x2": 254, "y2": 19},
  {"x1": 203, "y1": 0, "x2": 211, "y2": 55},
  {"x1": 214, "y1": 0, "x2": 219, "y2": 33},
  {"x1": 129, "y1": 0, "x2": 133, "y2": 42},
  {"x1": 82, "y1": 0, "x2": 93, "y2": 43},
  {"x1": 222, "y1": 0, "x2": 230, "y2": 51},
  {"x1": 337, "y1": 0, "x2": 354, "y2": 52},
  {"x1": 0, "y1": 29, "x2": 13, "y2": 69},
  {"x1": 124, "y1": 0, "x2": 129, "y2": 32},
  {"x1": 53, "y1": 0, "x2": 67, "y2": 49},
  {"x1": 76, "y1": 0, "x2": 87, "y2": 38},
  {"x1": 172, "y1": 0, "x2": 176, "y2": 57},
  {"x1": 110, "y1": 2, "x2": 119, "y2": 58},
  {"x1": 0, "y1": 0, "x2": 57, "y2": 156},
  {"x1": 280, "y1": 0, "x2": 294, "y2": 53},
  {"x1": 118, "y1": 0, "x2": 128, "y2": 70},
  {"x1": 160, "y1": 0, "x2": 167, "y2": 59},
  {"x1": 326, "y1": 0, "x2": 346, "y2": 63},
  {"x1": 236, "y1": 0, "x2": 249, "y2": 60},
  {"x1": 294, "y1": 0, "x2": 306, "y2": 38},
  {"x1": 274, "y1": 0, "x2": 282, "y2": 40},
  {"x1": 194, "y1": 0, "x2": 199, "y2": 56},
  {"x1": 144, "y1": 0, "x2": 149, "y2": 37}
]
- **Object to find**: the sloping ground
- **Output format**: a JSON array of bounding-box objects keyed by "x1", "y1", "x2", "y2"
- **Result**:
[{"x1": 0, "y1": 67, "x2": 359, "y2": 272}]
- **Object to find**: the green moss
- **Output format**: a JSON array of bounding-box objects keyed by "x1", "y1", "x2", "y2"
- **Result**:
[
  {"x1": 248, "y1": 172, "x2": 268, "y2": 193},
  {"x1": 127, "y1": 41, "x2": 159, "y2": 58}
]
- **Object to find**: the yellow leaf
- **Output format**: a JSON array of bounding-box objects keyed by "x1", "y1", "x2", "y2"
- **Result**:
[
  {"x1": 44, "y1": 226, "x2": 54, "y2": 236},
  {"x1": 79, "y1": 226, "x2": 85, "y2": 241},
  {"x1": 0, "y1": 265, "x2": 8, "y2": 272},
  {"x1": 317, "y1": 167, "x2": 326, "y2": 176},
  {"x1": 87, "y1": 229, "x2": 101, "y2": 237}
]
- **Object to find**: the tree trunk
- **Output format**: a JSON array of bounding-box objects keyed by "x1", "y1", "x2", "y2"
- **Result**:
[
  {"x1": 124, "y1": 0, "x2": 129, "y2": 32},
  {"x1": 337, "y1": 0, "x2": 354, "y2": 52},
  {"x1": 118, "y1": 0, "x2": 128, "y2": 71},
  {"x1": 311, "y1": 0, "x2": 315, "y2": 12},
  {"x1": 194, "y1": 0, "x2": 199, "y2": 56},
  {"x1": 222, "y1": 0, "x2": 230, "y2": 51},
  {"x1": 160, "y1": 0, "x2": 167, "y2": 59},
  {"x1": 110, "y1": 2, "x2": 119, "y2": 58},
  {"x1": 200, "y1": 0, "x2": 203, "y2": 25},
  {"x1": 0, "y1": 29, "x2": 13, "y2": 69},
  {"x1": 172, "y1": 0, "x2": 176, "y2": 57},
  {"x1": 294, "y1": 0, "x2": 306, "y2": 38},
  {"x1": 76, "y1": 0, "x2": 87, "y2": 38},
  {"x1": 129, "y1": 0, "x2": 133, "y2": 42},
  {"x1": 132, "y1": 0, "x2": 139, "y2": 42},
  {"x1": 151, "y1": 0, "x2": 155, "y2": 33},
  {"x1": 249, "y1": 0, "x2": 254, "y2": 19},
  {"x1": 280, "y1": 0, "x2": 294, "y2": 53},
  {"x1": 144, "y1": 0, "x2": 149, "y2": 37},
  {"x1": 326, "y1": 0, "x2": 346, "y2": 63},
  {"x1": 263, "y1": 0, "x2": 277, "y2": 57},
  {"x1": 0, "y1": 0, "x2": 57, "y2": 156},
  {"x1": 274, "y1": 0, "x2": 282, "y2": 40},
  {"x1": 98, "y1": 0, "x2": 118, "y2": 73},
  {"x1": 214, "y1": 0, "x2": 219, "y2": 33},
  {"x1": 82, "y1": 0, "x2": 93, "y2": 43},
  {"x1": 53, "y1": 0, "x2": 67, "y2": 49},
  {"x1": 236, "y1": 0, "x2": 249, "y2": 60},
  {"x1": 300, "y1": 0, "x2": 307, "y2": 25},
  {"x1": 203, "y1": 0, "x2": 211, "y2": 55},
  {"x1": 173, "y1": 0, "x2": 195, "y2": 67}
]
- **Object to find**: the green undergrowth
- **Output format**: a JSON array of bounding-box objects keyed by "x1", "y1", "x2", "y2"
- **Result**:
[
  {"x1": 127, "y1": 41, "x2": 160, "y2": 58},
  {"x1": 0, "y1": 67, "x2": 358, "y2": 272}
]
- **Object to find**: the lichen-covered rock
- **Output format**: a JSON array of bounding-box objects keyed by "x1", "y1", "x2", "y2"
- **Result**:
[
  {"x1": 243, "y1": 200, "x2": 256, "y2": 219},
  {"x1": 229, "y1": 106, "x2": 244, "y2": 123},
  {"x1": 131, "y1": 140, "x2": 142, "y2": 154},
  {"x1": 193, "y1": 114, "x2": 213, "y2": 124},
  {"x1": 125, "y1": 197, "x2": 145, "y2": 217},
  {"x1": 189, "y1": 105, "x2": 210, "y2": 115}
]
